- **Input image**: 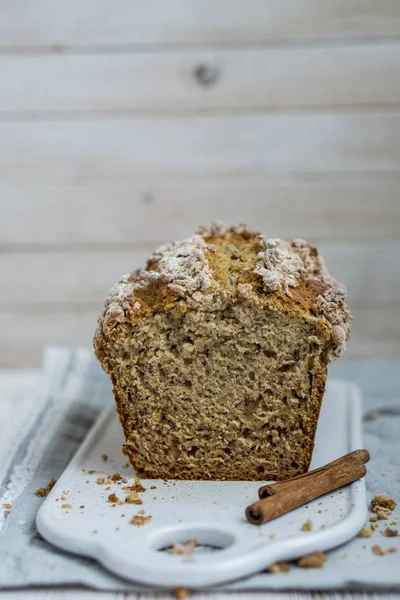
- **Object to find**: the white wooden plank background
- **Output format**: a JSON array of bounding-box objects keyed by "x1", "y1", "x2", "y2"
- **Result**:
[
  {"x1": 1, "y1": 1, "x2": 400, "y2": 366},
  {"x1": 1, "y1": 43, "x2": 400, "y2": 113},
  {"x1": 1, "y1": 179, "x2": 399, "y2": 245},
  {"x1": 1, "y1": 0, "x2": 400, "y2": 48},
  {"x1": 2, "y1": 113, "x2": 400, "y2": 177}
]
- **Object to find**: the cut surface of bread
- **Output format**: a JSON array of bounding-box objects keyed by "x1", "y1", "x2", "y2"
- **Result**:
[{"x1": 94, "y1": 225, "x2": 350, "y2": 481}]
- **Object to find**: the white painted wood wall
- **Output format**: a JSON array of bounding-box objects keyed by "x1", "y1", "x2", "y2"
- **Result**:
[{"x1": 1, "y1": 0, "x2": 400, "y2": 366}]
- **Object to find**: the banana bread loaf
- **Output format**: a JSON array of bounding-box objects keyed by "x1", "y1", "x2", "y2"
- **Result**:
[{"x1": 94, "y1": 224, "x2": 350, "y2": 481}]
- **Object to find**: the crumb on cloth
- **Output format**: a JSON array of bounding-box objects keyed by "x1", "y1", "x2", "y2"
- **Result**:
[
  {"x1": 372, "y1": 544, "x2": 397, "y2": 556},
  {"x1": 384, "y1": 527, "x2": 399, "y2": 537},
  {"x1": 366, "y1": 411, "x2": 379, "y2": 421},
  {"x1": 371, "y1": 494, "x2": 397, "y2": 511},
  {"x1": 35, "y1": 478, "x2": 57, "y2": 497},
  {"x1": 266, "y1": 561, "x2": 291, "y2": 573},
  {"x1": 370, "y1": 494, "x2": 397, "y2": 520},
  {"x1": 358, "y1": 525, "x2": 373, "y2": 538},
  {"x1": 130, "y1": 514, "x2": 152, "y2": 527},
  {"x1": 297, "y1": 551, "x2": 327, "y2": 569}
]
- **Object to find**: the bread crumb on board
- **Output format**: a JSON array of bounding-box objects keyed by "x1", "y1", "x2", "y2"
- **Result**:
[
  {"x1": 266, "y1": 561, "x2": 291, "y2": 573},
  {"x1": 35, "y1": 478, "x2": 57, "y2": 497},
  {"x1": 111, "y1": 472, "x2": 127, "y2": 483},
  {"x1": 297, "y1": 551, "x2": 327, "y2": 569},
  {"x1": 125, "y1": 492, "x2": 143, "y2": 505},
  {"x1": 301, "y1": 519, "x2": 312, "y2": 531},
  {"x1": 130, "y1": 514, "x2": 152, "y2": 527},
  {"x1": 107, "y1": 493, "x2": 119, "y2": 503},
  {"x1": 96, "y1": 477, "x2": 112, "y2": 485},
  {"x1": 122, "y1": 478, "x2": 147, "y2": 494},
  {"x1": 171, "y1": 540, "x2": 196, "y2": 555},
  {"x1": 372, "y1": 544, "x2": 397, "y2": 556}
]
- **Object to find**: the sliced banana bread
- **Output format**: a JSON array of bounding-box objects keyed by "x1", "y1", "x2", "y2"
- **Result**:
[{"x1": 94, "y1": 224, "x2": 350, "y2": 481}]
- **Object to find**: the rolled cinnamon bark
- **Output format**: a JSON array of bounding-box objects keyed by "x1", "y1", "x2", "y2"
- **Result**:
[
  {"x1": 258, "y1": 449, "x2": 370, "y2": 499},
  {"x1": 246, "y1": 454, "x2": 367, "y2": 525}
]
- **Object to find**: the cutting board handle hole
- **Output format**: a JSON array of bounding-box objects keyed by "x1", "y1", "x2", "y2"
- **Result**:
[{"x1": 149, "y1": 525, "x2": 236, "y2": 556}]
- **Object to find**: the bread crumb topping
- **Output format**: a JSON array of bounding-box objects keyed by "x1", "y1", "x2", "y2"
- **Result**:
[
  {"x1": 95, "y1": 223, "x2": 351, "y2": 369},
  {"x1": 35, "y1": 478, "x2": 57, "y2": 497},
  {"x1": 147, "y1": 234, "x2": 213, "y2": 298},
  {"x1": 254, "y1": 237, "x2": 305, "y2": 297}
]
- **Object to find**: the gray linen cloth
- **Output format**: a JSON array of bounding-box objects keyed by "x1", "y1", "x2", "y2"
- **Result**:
[{"x1": 0, "y1": 347, "x2": 399, "y2": 592}]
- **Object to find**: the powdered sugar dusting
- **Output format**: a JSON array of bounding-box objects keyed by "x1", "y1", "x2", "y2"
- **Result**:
[
  {"x1": 237, "y1": 283, "x2": 254, "y2": 300},
  {"x1": 97, "y1": 235, "x2": 214, "y2": 337},
  {"x1": 96, "y1": 224, "x2": 351, "y2": 363},
  {"x1": 253, "y1": 235, "x2": 350, "y2": 361},
  {"x1": 254, "y1": 237, "x2": 304, "y2": 298},
  {"x1": 148, "y1": 234, "x2": 212, "y2": 296},
  {"x1": 198, "y1": 222, "x2": 254, "y2": 238},
  {"x1": 291, "y1": 239, "x2": 332, "y2": 283},
  {"x1": 316, "y1": 287, "x2": 351, "y2": 359}
]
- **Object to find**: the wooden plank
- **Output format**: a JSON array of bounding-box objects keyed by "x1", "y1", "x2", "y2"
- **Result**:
[
  {"x1": 0, "y1": 306, "x2": 398, "y2": 367},
  {"x1": 1, "y1": 1, "x2": 400, "y2": 49},
  {"x1": 1, "y1": 243, "x2": 399, "y2": 307},
  {"x1": 346, "y1": 305, "x2": 400, "y2": 362},
  {"x1": 1, "y1": 180, "x2": 399, "y2": 245},
  {"x1": 1, "y1": 43, "x2": 400, "y2": 113},
  {"x1": 1, "y1": 112, "x2": 400, "y2": 177},
  {"x1": 0, "y1": 309, "x2": 97, "y2": 367}
]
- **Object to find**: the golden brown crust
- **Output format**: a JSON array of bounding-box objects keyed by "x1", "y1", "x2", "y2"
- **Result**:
[{"x1": 94, "y1": 227, "x2": 350, "y2": 369}]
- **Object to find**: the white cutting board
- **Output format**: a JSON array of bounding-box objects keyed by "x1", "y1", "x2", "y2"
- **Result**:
[{"x1": 36, "y1": 379, "x2": 366, "y2": 589}]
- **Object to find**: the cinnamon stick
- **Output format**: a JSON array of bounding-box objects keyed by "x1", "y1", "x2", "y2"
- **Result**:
[
  {"x1": 258, "y1": 449, "x2": 370, "y2": 499},
  {"x1": 246, "y1": 453, "x2": 367, "y2": 525}
]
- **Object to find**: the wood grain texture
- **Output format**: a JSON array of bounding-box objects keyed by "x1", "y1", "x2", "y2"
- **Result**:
[
  {"x1": 1, "y1": 43, "x2": 400, "y2": 113},
  {"x1": 2, "y1": 112, "x2": 400, "y2": 177},
  {"x1": 0, "y1": 243, "x2": 398, "y2": 307},
  {"x1": 1, "y1": 305, "x2": 396, "y2": 367},
  {"x1": 1, "y1": 0, "x2": 400, "y2": 49},
  {"x1": 0, "y1": 2, "x2": 399, "y2": 367},
  {"x1": 1, "y1": 179, "x2": 400, "y2": 245}
]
